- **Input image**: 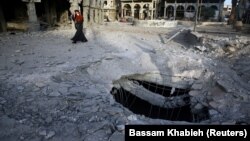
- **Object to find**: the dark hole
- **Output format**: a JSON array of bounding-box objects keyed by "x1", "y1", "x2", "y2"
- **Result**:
[
  {"x1": 111, "y1": 87, "x2": 194, "y2": 122},
  {"x1": 131, "y1": 79, "x2": 190, "y2": 97},
  {"x1": 111, "y1": 80, "x2": 210, "y2": 122}
]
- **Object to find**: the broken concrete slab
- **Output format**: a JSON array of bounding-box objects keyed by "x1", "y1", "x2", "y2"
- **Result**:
[
  {"x1": 189, "y1": 91, "x2": 200, "y2": 96},
  {"x1": 109, "y1": 131, "x2": 124, "y2": 141},
  {"x1": 191, "y1": 83, "x2": 203, "y2": 90}
]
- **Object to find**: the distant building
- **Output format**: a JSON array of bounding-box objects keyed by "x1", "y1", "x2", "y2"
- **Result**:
[
  {"x1": 120, "y1": 0, "x2": 158, "y2": 20},
  {"x1": 158, "y1": 0, "x2": 224, "y2": 21},
  {"x1": 222, "y1": 4, "x2": 231, "y2": 22},
  {"x1": 223, "y1": 4, "x2": 232, "y2": 14},
  {"x1": 119, "y1": 0, "x2": 225, "y2": 21},
  {"x1": 103, "y1": 0, "x2": 120, "y2": 21},
  {"x1": 238, "y1": 0, "x2": 250, "y2": 23}
]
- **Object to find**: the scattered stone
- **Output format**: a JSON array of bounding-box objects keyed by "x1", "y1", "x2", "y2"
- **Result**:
[
  {"x1": 209, "y1": 101, "x2": 219, "y2": 109},
  {"x1": 128, "y1": 120, "x2": 146, "y2": 125},
  {"x1": 216, "y1": 80, "x2": 232, "y2": 93},
  {"x1": 194, "y1": 103, "x2": 203, "y2": 110},
  {"x1": 189, "y1": 91, "x2": 200, "y2": 96},
  {"x1": 69, "y1": 86, "x2": 85, "y2": 94},
  {"x1": 127, "y1": 115, "x2": 137, "y2": 121},
  {"x1": 105, "y1": 107, "x2": 124, "y2": 116},
  {"x1": 18, "y1": 119, "x2": 27, "y2": 124},
  {"x1": 89, "y1": 116, "x2": 97, "y2": 122},
  {"x1": 35, "y1": 82, "x2": 46, "y2": 88},
  {"x1": 57, "y1": 86, "x2": 69, "y2": 94},
  {"x1": 209, "y1": 109, "x2": 219, "y2": 116},
  {"x1": 45, "y1": 116, "x2": 53, "y2": 124},
  {"x1": 56, "y1": 61, "x2": 65, "y2": 65},
  {"x1": 45, "y1": 131, "x2": 55, "y2": 139},
  {"x1": 109, "y1": 131, "x2": 124, "y2": 141},
  {"x1": 191, "y1": 83, "x2": 203, "y2": 90},
  {"x1": 50, "y1": 76, "x2": 62, "y2": 83},
  {"x1": 0, "y1": 97, "x2": 6, "y2": 104},
  {"x1": 116, "y1": 124, "x2": 125, "y2": 131},
  {"x1": 109, "y1": 95, "x2": 115, "y2": 105},
  {"x1": 33, "y1": 87, "x2": 41, "y2": 92},
  {"x1": 68, "y1": 116, "x2": 77, "y2": 122},
  {"x1": 15, "y1": 49, "x2": 22, "y2": 53},
  {"x1": 38, "y1": 130, "x2": 47, "y2": 136},
  {"x1": 194, "y1": 46, "x2": 206, "y2": 52},
  {"x1": 221, "y1": 120, "x2": 236, "y2": 125},
  {"x1": 48, "y1": 91, "x2": 61, "y2": 97},
  {"x1": 17, "y1": 86, "x2": 24, "y2": 92},
  {"x1": 85, "y1": 87, "x2": 100, "y2": 95},
  {"x1": 12, "y1": 59, "x2": 25, "y2": 66},
  {"x1": 84, "y1": 129, "x2": 110, "y2": 141},
  {"x1": 227, "y1": 47, "x2": 236, "y2": 52},
  {"x1": 19, "y1": 136, "x2": 25, "y2": 140}
]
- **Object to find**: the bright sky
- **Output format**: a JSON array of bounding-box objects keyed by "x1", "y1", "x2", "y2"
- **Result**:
[{"x1": 224, "y1": 0, "x2": 232, "y2": 5}]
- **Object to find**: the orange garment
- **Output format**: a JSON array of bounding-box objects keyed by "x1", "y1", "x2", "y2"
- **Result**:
[{"x1": 74, "y1": 14, "x2": 84, "y2": 23}]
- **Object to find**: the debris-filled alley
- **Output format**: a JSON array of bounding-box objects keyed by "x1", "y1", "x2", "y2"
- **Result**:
[{"x1": 1, "y1": 22, "x2": 250, "y2": 141}]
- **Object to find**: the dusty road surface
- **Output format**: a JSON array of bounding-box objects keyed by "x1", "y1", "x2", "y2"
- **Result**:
[{"x1": 0, "y1": 23, "x2": 250, "y2": 141}]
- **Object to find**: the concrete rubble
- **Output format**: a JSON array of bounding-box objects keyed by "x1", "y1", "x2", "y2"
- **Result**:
[{"x1": 0, "y1": 23, "x2": 250, "y2": 140}]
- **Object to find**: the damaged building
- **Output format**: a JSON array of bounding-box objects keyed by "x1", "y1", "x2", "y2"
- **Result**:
[
  {"x1": 159, "y1": 0, "x2": 224, "y2": 20},
  {"x1": 0, "y1": 0, "x2": 105, "y2": 32},
  {"x1": 119, "y1": 0, "x2": 224, "y2": 21},
  {"x1": 0, "y1": 0, "x2": 228, "y2": 32},
  {"x1": 103, "y1": 0, "x2": 120, "y2": 21},
  {"x1": 120, "y1": 0, "x2": 159, "y2": 20}
]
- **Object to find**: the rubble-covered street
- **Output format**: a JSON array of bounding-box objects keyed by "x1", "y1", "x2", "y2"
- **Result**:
[{"x1": 0, "y1": 22, "x2": 250, "y2": 141}]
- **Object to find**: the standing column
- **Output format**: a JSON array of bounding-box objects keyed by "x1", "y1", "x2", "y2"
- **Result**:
[
  {"x1": 123, "y1": 9, "x2": 126, "y2": 17},
  {"x1": 26, "y1": 1, "x2": 39, "y2": 31},
  {"x1": 121, "y1": 7, "x2": 124, "y2": 18},
  {"x1": 90, "y1": 0, "x2": 95, "y2": 24},
  {"x1": 218, "y1": 0, "x2": 223, "y2": 21},
  {"x1": 83, "y1": 0, "x2": 90, "y2": 28},
  {"x1": 164, "y1": 4, "x2": 167, "y2": 19},
  {"x1": 95, "y1": 8, "x2": 99, "y2": 23},
  {"x1": 101, "y1": 9, "x2": 104, "y2": 23},
  {"x1": 174, "y1": 0, "x2": 177, "y2": 20},
  {"x1": 70, "y1": 0, "x2": 79, "y2": 16},
  {"x1": 150, "y1": 1, "x2": 153, "y2": 19},
  {"x1": 99, "y1": 8, "x2": 102, "y2": 24},
  {"x1": 69, "y1": 0, "x2": 79, "y2": 29},
  {"x1": 131, "y1": 7, "x2": 134, "y2": 18},
  {"x1": 96, "y1": 0, "x2": 100, "y2": 23},
  {"x1": 98, "y1": 1, "x2": 102, "y2": 24},
  {"x1": 151, "y1": 10, "x2": 154, "y2": 20},
  {"x1": 0, "y1": 3, "x2": 7, "y2": 32},
  {"x1": 139, "y1": 9, "x2": 143, "y2": 20}
]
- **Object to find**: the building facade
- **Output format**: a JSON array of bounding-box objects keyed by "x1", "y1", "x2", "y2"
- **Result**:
[
  {"x1": 103, "y1": 0, "x2": 119, "y2": 21},
  {"x1": 159, "y1": 0, "x2": 224, "y2": 21},
  {"x1": 120, "y1": 0, "x2": 159, "y2": 20},
  {"x1": 238, "y1": 0, "x2": 250, "y2": 23},
  {"x1": 0, "y1": 0, "x2": 106, "y2": 32},
  {"x1": 119, "y1": 0, "x2": 224, "y2": 21}
]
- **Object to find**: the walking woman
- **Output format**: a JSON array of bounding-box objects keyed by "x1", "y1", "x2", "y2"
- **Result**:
[{"x1": 71, "y1": 10, "x2": 88, "y2": 44}]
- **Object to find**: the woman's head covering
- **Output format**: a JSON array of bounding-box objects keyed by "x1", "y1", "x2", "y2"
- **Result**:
[{"x1": 74, "y1": 10, "x2": 80, "y2": 13}]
